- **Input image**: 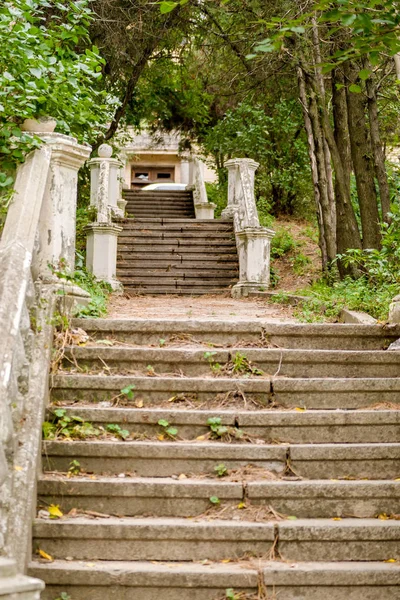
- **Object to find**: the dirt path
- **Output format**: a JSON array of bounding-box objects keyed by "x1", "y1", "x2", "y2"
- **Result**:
[{"x1": 106, "y1": 294, "x2": 296, "y2": 321}]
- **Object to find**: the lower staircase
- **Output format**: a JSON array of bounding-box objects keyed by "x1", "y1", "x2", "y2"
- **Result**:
[
  {"x1": 118, "y1": 190, "x2": 238, "y2": 294},
  {"x1": 29, "y1": 319, "x2": 400, "y2": 598}
]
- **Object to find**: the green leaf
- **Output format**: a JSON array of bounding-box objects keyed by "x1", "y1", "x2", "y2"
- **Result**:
[
  {"x1": 158, "y1": 419, "x2": 169, "y2": 428},
  {"x1": 358, "y1": 69, "x2": 371, "y2": 81},
  {"x1": 349, "y1": 84, "x2": 362, "y2": 93},
  {"x1": 160, "y1": 1, "x2": 178, "y2": 14},
  {"x1": 209, "y1": 496, "x2": 220, "y2": 505}
]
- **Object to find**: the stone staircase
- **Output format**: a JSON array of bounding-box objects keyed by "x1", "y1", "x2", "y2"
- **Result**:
[
  {"x1": 29, "y1": 319, "x2": 400, "y2": 598},
  {"x1": 124, "y1": 189, "x2": 196, "y2": 219},
  {"x1": 117, "y1": 190, "x2": 239, "y2": 295}
]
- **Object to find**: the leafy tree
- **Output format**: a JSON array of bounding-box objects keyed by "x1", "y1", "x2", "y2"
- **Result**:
[{"x1": 0, "y1": 0, "x2": 113, "y2": 190}]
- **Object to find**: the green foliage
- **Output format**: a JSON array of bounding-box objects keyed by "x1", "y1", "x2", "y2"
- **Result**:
[
  {"x1": 203, "y1": 100, "x2": 312, "y2": 217},
  {"x1": 271, "y1": 229, "x2": 299, "y2": 258},
  {"x1": 293, "y1": 210, "x2": 400, "y2": 321},
  {"x1": 68, "y1": 460, "x2": 81, "y2": 475},
  {"x1": 120, "y1": 385, "x2": 136, "y2": 401},
  {"x1": 0, "y1": 0, "x2": 114, "y2": 190},
  {"x1": 214, "y1": 463, "x2": 228, "y2": 477},
  {"x1": 231, "y1": 352, "x2": 263, "y2": 376},
  {"x1": 251, "y1": 0, "x2": 400, "y2": 68},
  {"x1": 207, "y1": 417, "x2": 228, "y2": 438},
  {"x1": 209, "y1": 495, "x2": 220, "y2": 505},
  {"x1": 49, "y1": 255, "x2": 111, "y2": 318},
  {"x1": 158, "y1": 419, "x2": 178, "y2": 438},
  {"x1": 55, "y1": 594, "x2": 71, "y2": 600},
  {"x1": 106, "y1": 424, "x2": 130, "y2": 440},
  {"x1": 42, "y1": 409, "x2": 101, "y2": 440}
]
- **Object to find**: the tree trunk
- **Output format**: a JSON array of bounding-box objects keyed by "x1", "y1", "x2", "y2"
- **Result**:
[
  {"x1": 363, "y1": 59, "x2": 391, "y2": 223},
  {"x1": 344, "y1": 62, "x2": 381, "y2": 249},
  {"x1": 311, "y1": 19, "x2": 337, "y2": 261},
  {"x1": 297, "y1": 65, "x2": 328, "y2": 271},
  {"x1": 331, "y1": 65, "x2": 362, "y2": 277},
  {"x1": 307, "y1": 86, "x2": 337, "y2": 265}
]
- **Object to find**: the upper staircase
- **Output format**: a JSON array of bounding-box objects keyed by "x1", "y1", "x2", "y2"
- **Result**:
[
  {"x1": 124, "y1": 189, "x2": 195, "y2": 219},
  {"x1": 118, "y1": 190, "x2": 239, "y2": 295}
]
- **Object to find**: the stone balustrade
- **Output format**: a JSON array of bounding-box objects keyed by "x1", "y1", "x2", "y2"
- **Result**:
[
  {"x1": 0, "y1": 133, "x2": 89, "y2": 581},
  {"x1": 190, "y1": 157, "x2": 216, "y2": 219},
  {"x1": 223, "y1": 158, "x2": 275, "y2": 297},
  {"x1": 86, "y1": 144, "x2": 124, "y2": 290}
]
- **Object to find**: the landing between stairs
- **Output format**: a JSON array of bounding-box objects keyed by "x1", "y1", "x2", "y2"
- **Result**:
[{"x1": 28, "y1": 295, "x2": 400, "y2": 599}]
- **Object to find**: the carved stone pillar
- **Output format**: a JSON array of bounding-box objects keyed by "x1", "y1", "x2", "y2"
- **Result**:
[{"x1": 32, "y1": 133, "x2": 91, "y2": 278}]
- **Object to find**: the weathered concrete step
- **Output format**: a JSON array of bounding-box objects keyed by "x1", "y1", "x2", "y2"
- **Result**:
[
  {"x1": 32, "y1": 516, "x2": 276, "y2": 561},
  {"x1": 71, "y1": 319, "x2": 400, "y2": 350},
  {"x1": 118, "y1": 239, "x2": 236, "y2": 247},
  {"x1": 123, "y1": 218, "x2": 232, "y2": 224},
  {"x1": 62, "y1": 346, "x2": 400, "y2": 379},
  {"x1": 125, "y1": 212, "x2": 195, "y2": 218},
  {"x1": 116, "y1": 270, "x2": 238, "y2": 279},
  {"x1": 38, "y1": 476, "x2": 400, "y2": 519},
  {"x1": 43, "y1": 440, "x2": 286, "y2": 476},
  {"x1": 55, "y1": 406, "x2": 400, "y2": 443},
  {"x1": 51, "y1": 374, "x2": 400, "y2": 409},
  {"x1": 122, "y1": 223, "x2": 233, "y2": 231},
  {"x1": 117, "y1": 277, "x2": 237, "y2": 286},
  {"x1": 119, "y1": 231, "x2": 234, "y2": 239},
  {"x1": 116, "y1": 262, "x2": 238, "y2": 271},
  {"x1": 28, "y1": 560, "x2": 400, "y2": 600},
  {"x1": 42, "y1": 439, "x2": 400, "y2": 479},
  {"x1": 117, "y1": 256, "x2": 239, "y2": 265},
  {"x1": 123, "y1": 287, "x2": 231, "y2": 296},
  {"x1": 31, "y1": 517, "x2": 400, "y2": 561}
]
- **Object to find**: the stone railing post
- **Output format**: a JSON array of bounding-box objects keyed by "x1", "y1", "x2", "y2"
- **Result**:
[
  {"x1": 89, "y1": 143, "x2": 126, "y2": 218},
  {"x1": 86, "y1": 144, "x2": 123, "y2": 290},
  {"x1": 190, "y1": 157, "x2": 216, "y2": 219},
  {"x1": 224, "y1": 158, "x2": 275, "y2": 297},
  {"x1": 32, "y1": 133, "x2": 91, "y2": 278}
]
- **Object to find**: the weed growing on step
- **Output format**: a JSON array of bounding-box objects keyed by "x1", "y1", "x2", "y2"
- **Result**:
[
  {"x1": 207, "y1": 417, "x2": 245, "y2": 441},
  {"x1": 43, "y1": 409, "x2": 102, "y2": 440},
  {"x1": 49, "y1": 256, "x2": 111, "y2": 318},
  {"x1": 214, "y1": 463, "x2": 228, "y2": 477},
  {"x1": 106, "y1": 424, "x2": 130, "y2": 440},
  {"x1": 68, "y1": 460, "x2": 81, "y2": 476},
  {"x1": 54, "y1": 593, "x2": 71, "y2": 600},
  {"x1": 209, "y1": 495, "x2": 220, "y2": 505},
  {"x1": 146, "y1": 364, "x2": 156, "y2": 376},
  {"x1": 158, "y1": 419, "x2": 178, "y2": 439},
  {"x1": 111, "y1": 384, "x2": 136, "y2": 405},
  {"x1": 204, "y1": 351, "x2": 222, "y2": 373},
  {"x1": 229, "y1": 352, "x2": 263, "y2": 376}
]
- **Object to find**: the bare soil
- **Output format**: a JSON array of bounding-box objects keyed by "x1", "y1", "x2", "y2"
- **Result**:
[
  {"x1": 272, "y1": 218, "x2": 321, "y2": 292},
  {"x1": 107, "y1": 294, "x2": 296, "y2": 321}
]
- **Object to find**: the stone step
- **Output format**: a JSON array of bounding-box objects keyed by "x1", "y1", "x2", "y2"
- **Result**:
[
  {"x1": 116, "y1": 261, "x2": 238, "y2": 269},
  {"x1": 37, "y1": 476, "x2": 400, "y2": 519},
  {"x1": 116, "y1": 276, "x2": 237, "y2": 286},
  {"x1": 51, "y1": 374, "x2": 400, "y2": 409},
  {"x1": 119, "y1": 231, "x2": 234, "y2": 239},
  {"x1": 53, "y1": 406, "x2": 400, "y2": 444},
  {"x1": 118, "y1": 239, "x2": 236, "y2": 248},
  {"x1": 31, "y1": 517, "x2": 400, "y2": 562},
  {"x1": 121, "y1": 222, "x2": 234, "y2": 231},
  {"x1": 123, "y1": 218, "x2": 232, "y2": 224},
  {"x1": 28, "y1": 560, "x2": 400, "y2": 600},
  {"x1": 61, "y1": 346, "x2": 400, "y2": 378},
  {"x1": 42, "y1": 439, "x2": 400, "y2": 479},
  {"x1": 70, "y1": 319, "x2": 400, "y2": 350},
  {"x1": 123, "y1": 287, "x2": 231, "y2": 296}
]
